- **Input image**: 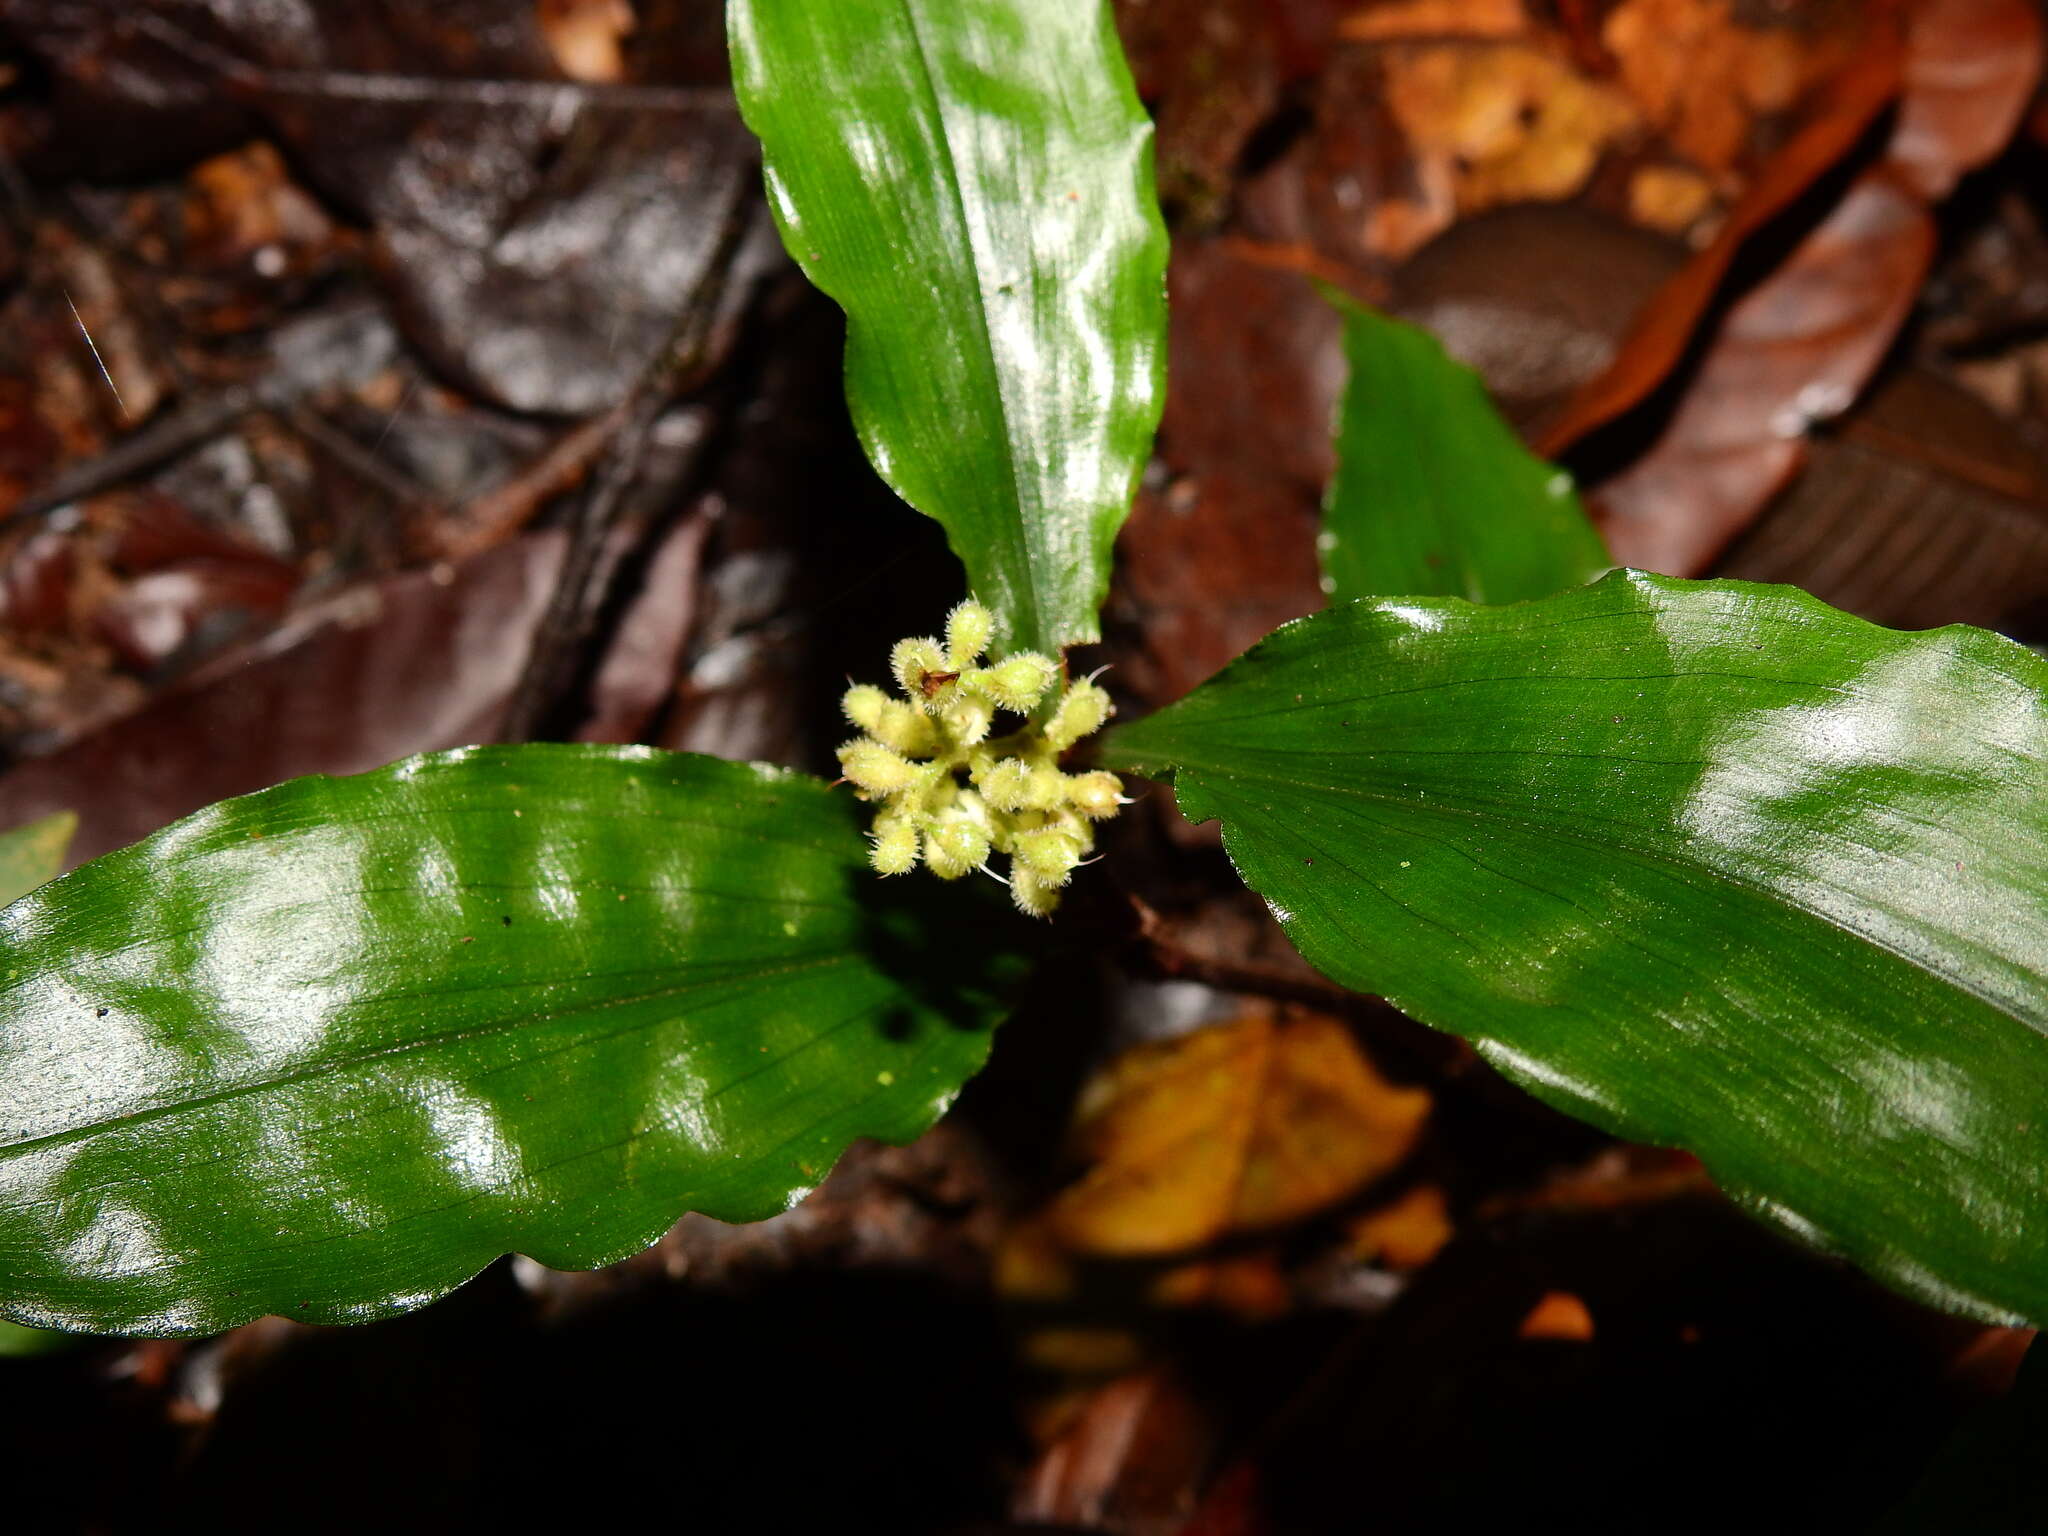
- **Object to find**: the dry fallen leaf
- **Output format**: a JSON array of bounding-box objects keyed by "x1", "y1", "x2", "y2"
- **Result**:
[
  {"x1": 1382, "y1": 41, "x2": 1640, "y2": 217},
  {"x1": 1347, "y1": 1182, "x2": 1454, "y2": 1270},
  {"x1": 1341, "y1": 0, "x2": 1527, "y2": 43},
  {"x1": 1591, "y1": 173, "x2": 1935, "y2": 574},
  {"x1": 1048, "y1": 1010, "x2": 1431, "y2": 1256},
  {"x1": 1519, "y1": 1290, "x2": 1597, "y2": 1341},
  {"x1": 1602, "y1": 0, "x2": 1806, "y2": 174},
  {"x1": 1890, "y1": 0, "x2": 2045, "y2": 199},
  {"x1": 1536, "y1": 14, "x2": 1904, "y2": 457},
  {"x1": 1151, "y1": 1252, "x2": 1294, "y2": 1320},
  {"x1": 1014, "y1": 1369, "x2": 1213, "y2": 1536},
  {"x1": 1627, "y1": 162, "x2": 1717, "y2": 235}
]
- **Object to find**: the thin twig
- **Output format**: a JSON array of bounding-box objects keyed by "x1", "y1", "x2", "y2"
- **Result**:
[{"x1": 130, "y1": 13, "x2": 731, "y2": 114}]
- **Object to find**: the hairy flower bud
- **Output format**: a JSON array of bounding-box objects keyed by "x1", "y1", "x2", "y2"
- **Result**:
[
  {"x1": 980, "y1": 758, "x2": 1032, "y2": 812},
  {"x1": 838, "y1": 740, "x2": 919, "y2": 796},
  {"x1": 869, "y1": 814, "x2": 919, "y2": 876},
  {"x1": 979, "y1": 653, "x2": 1059, "y2": 713},
  {"x1": 940, "y1": 690, "x2": 994, "y2": 747},
  {"x1": 1021, "y1": 761, "x2": 1067, "y2": 811},
  {"x1": 924, "y1": 817, "x2": 992, "y2": 880},
  {"x1": 872, "y1": 699, "x2": 939, "y2": 757},
  {"x1": 1010, "y1": 869, "x2": 1061, "y2": 918},
  {"x1": 890, "y1": 636, "x2": 955, "y2": 711},
  {"x1": 1067, "y1": 770, "x2": 1124, "y2": 819},
  {"x1": 1014, "y1": 828, "x2": 1083, "y2": 884},
  {"x1": 944, "y1": 600, "x2": 994, "y2": 669},
  {"x1": 1046, "y1": 682, "x2": 1112, "y2": 750},
  {"x1": 842, "y1": 684, "x2": 889, "y2": 733}
]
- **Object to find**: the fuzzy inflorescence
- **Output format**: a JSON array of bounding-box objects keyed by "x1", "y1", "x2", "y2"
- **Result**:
[{"x1": 836, "y1": 600, "x2": 1125, "y2": 917}]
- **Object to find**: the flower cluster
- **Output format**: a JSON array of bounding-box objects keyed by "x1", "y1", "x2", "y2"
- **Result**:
[{"x1": 836, "y1": 600, "x2": 1124, "y2": 917}]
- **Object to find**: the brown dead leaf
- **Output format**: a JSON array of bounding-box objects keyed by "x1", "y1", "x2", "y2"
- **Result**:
[
  {"x1": 1015, "y1": 1369, "x2": 1213, "y2": 1536},
  {"x1": 1715, "y1": 366, "x2": 2048, "y2": 636},
  {"x1": 1889, "y1": 0, "x2": 2045, "y2": 199},
  {"x1": 1047, "y1": 1010, "x2": 1430, "y2": 1256},
  {"x1": 1603, "y1": 0, "x2": 1807, "y2": 173},
  {"x1": 1536, "y1": 12, "x2": 1905, "y2": 457},
  {"x1": 1591, "y1": 172, "x2": 1935, "y2": 574},
  {"x1": 1340, "y1": 0, "x2": 1526, "y2": 42}
]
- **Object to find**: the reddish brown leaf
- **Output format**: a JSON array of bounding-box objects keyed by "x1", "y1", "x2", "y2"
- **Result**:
[
  {"x1": 1590, "y1": 173, "x2": 1934, "y2": 573},
  {"x1": 1534, "y1": 13, "x2": 1905, "y2": 457},
  {"x1": 1106, "y1": 241, "x2": 1332, "y2": 710},
  {"x1": 1390, "y1": 202, "x2": 1686, "y2": 439},
  {"x1": 1714, "y1": 367, "x2": 2048, "y2": 635},
  {"x1": 574, "y1": 507, "x2": 712, "y2": 745},
  {"x1": 1113, "y1": 0, "x2": 1347, "y2": 217},
  {"x1": 1015, "y1": 1369, "x2": 1214, "y2": 1536},
  {"x1": 0, "y1": 534, "x2": 566, "y2": 866},
  {"x1": 1889, "y1": 0, "x2": 2045, "y2": 199}
]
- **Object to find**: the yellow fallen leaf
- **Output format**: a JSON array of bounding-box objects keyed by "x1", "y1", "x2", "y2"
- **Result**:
[
  {"x1": 1048, "y1": 1010, "x2": 1430, "y2": 1256},
  {"x1": 1383, "y1": 42, "x2": 1642, "y2": 212},
  {"x1": 1347, "y1": 1181, "x2": 1454, "y2": 1270},
  {"x1": 1629, "y1": 163, "x2": 1718, "y2": 234},
  {"x1": 1151, "y1": 1252, "x2": 1293, "y2": 1320},
  {"x1": 1519, "y1": 1290, "x2": 1597, "y2": 1341}
]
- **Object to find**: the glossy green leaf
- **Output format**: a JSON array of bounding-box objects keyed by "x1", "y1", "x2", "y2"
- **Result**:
[
  {"x1": 1321, "y1": 301, "x2": 1609, "y2": 605},
  {"x1": 0, "y1": 811, "x2": 75, "y2": 906},
  {"x1": 729, "y1": 0, "x2": 1167, "y2": 656},
  {"x1": 1105, "y1": 570, "x2": 2048, "y2": 1323},
  {"x1": 0, "y1": 746, "x2": 1024, "y2": 1336},
  {"x1": 0, "y1": 812, "x2": 77, "y2": 1354}
]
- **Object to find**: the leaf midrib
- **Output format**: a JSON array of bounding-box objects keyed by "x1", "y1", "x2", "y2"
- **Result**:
[
  {"x1": 1186, "y1": 762, "x2": 2046, "y2": 1032},
  {"x1": 0, "y1": 949, "x2": 864, "y2": 1160},
  {"x1": 894, "y1": 0, "x2": 1047, "y2": 652}
]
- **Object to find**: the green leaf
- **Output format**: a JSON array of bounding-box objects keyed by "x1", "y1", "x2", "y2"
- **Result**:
[
  {"x1": 0, "y1": 811, "x2": 75, "y2": 906},
  {"x1": 0, "y1": 812, "x2": 79, "y2": 1356},
  {"x1": 729, "y1": 0, "x2": 1167, "y2": 657},
  {"x1": 1104, "y1": 570, "x2": 2048, "y2": 1324},
  {"x1": 1321, "y1": 301, "x2": 1609, "y2": 605},
  {"x1": 0, "y1": 747, "x2": 1024, "y2": 1336}
]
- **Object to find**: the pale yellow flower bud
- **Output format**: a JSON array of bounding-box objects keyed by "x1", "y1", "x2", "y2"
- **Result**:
[
  {"x1": 941, "y1": 690, "x2": 995, "y2": 747},
  {"x1": 979, "y1": 758, "x2": 1032, "y2": 812},
  {"x1": 1068, "y1": 770, "x2": 1124, "y2": 819},
  {"x1": 869, "y1": 815, "x2": 919, "y2": 875},
  {"x1": 838, "y1": 740, "x2": 919, "y2": 796},
  {"x1": 871, "y1": 699, "x2": 938, "y2": 757},
  {"x1": 1014, "y1": 828, "x2": 1083, "y2": 884},
  {"x1": 1010, "y1": 869, "x2": 1061, "y2": 919},
  {"x1": 890, "y1": 636, "x2": 954, "y2": 710},
  {"x1": 1021, "y1": 761, "x2": 1067, "y2": 811},
  {"x1": 842, "y1": 684, "x2": 889, "y2": 733},
  {"x1": 924, "y1": 817, "x2": 991, "y2": 880},
  {"x1": 979, "y1": 653, "x2": 1059, "y2": 713},
  {"x1": 944, "y1": 600, "x2": 994, "y2": 669},
  {"x1": 1046, "y1": 682, "x2": 1112, "y2": 750}
]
